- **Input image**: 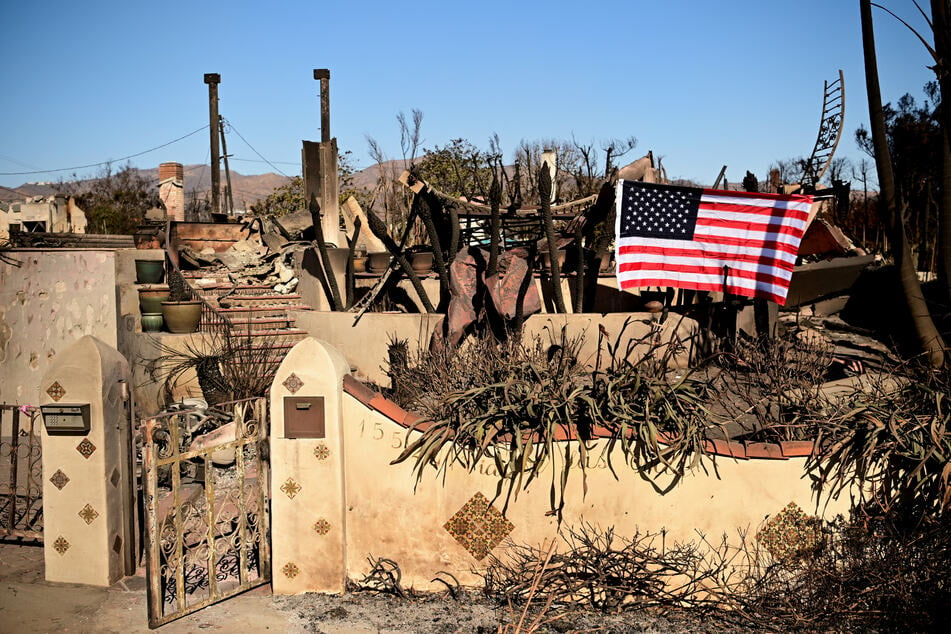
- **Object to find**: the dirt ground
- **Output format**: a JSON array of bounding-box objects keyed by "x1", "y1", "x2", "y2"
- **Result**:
[{"x1": 0, "y1": 541, "x2": 743, "y2": 633}]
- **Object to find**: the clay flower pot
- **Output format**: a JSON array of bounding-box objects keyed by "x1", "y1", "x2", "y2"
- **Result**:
[
  {"x1": 140, "y1": 313, "x2": 164, "y2": 332},
  {"x1": 161, "y1": 300, "x2": 202, "y2": 333},
  {"x1": 408, "y1": 250, "x2": 434, "y2": 275},
  {"x1": 353, "y1": 256, "x2": 368, "y2": 273},
  {"x1": 138, "y1": 285, "x2": 170, "y2": 314},
  {"x1": 367, "y1": 252, "x2": 391, "y2": 274},
  {"x1": 135, "y1": 259, "x2": 164, "y2": 284}
]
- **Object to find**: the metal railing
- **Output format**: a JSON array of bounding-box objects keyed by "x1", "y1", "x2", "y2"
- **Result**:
[{"x1": 0, "y1": 404, "x2": 43, "y2": 541}]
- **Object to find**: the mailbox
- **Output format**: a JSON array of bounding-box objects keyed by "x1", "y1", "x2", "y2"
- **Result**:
[
  {"x1": 283, "y1": 396, "x2": 325, "y2": 439},
  {"x1": 41, "y1": 403, "x2": 91, "y2": 434}
]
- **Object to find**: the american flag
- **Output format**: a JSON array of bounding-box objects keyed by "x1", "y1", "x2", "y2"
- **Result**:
[{"x1": 614, "y1": 180, "x2": 813, "y2": 305}]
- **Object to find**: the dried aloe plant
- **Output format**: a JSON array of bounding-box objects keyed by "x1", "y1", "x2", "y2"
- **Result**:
[{"x1": 389, "y1": 318, "x2": 713, "y2": 518}]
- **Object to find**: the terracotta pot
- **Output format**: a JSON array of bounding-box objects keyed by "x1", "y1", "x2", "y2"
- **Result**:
[
  {"x1": 539, "y1": 250, "x2": 567, "y2": 271},
  {"x1": 367, "y1": 252, "x2": 391, "y2": 274},
  {"x1": 408, "y1": 251, "x2": 434, "y2": 275},
  {"x1": 138, "y1": 285, "x2": 170, "y2": 314},
  {"x1": 353, "y1": 256, "x2": 368, "y2": 273},
  {"x1": 135, "y1": 259, "x2": 164, "y2": 284},
  {"x1": 161, "y1": 300, "x2": 202, "y2": 333},
  {"x1": 140, "y1": 313, "x2": 164, "y2": 332}
]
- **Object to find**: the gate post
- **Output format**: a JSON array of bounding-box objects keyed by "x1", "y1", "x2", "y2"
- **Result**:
[
  {"x1": 270, "y1": 337, "x2": 349, "y2": 594},
  {"x1": 39, "y1": 335, "x2": 134, "y2": 586}
]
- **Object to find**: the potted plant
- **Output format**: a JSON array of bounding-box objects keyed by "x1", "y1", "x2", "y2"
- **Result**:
[
  {"x1": 161, "y1": 267, "x2": 202, "y2": 333},
  {"x1": 407, "y1": 245, "x2": 434, "y2": 275},
  {"x1": 138, "y1": 284, "x2": 170, "y2": 314},
  {"x1": 135, "y1": 258, "x2": 164, "y2": 284}
]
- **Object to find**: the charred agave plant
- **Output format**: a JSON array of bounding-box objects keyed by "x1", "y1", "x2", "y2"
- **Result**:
[
  {"x1": 145, "y1": 328, "x2": 283, "y2": 408},
  {"x1": 388, "y1": 317, "x2": 713, "y2": 519}
]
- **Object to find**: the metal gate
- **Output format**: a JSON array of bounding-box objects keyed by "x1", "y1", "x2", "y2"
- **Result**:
[
  {"x1": 143, "y1": 397, "x2": 271, "y2": 628},
  {"x1": 0, "y1": 404, "x2": 43, "y2": 541}
]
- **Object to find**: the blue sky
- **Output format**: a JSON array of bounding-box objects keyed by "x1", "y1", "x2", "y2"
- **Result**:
[{"x1": 0, "y1": 1, "x2": 938, "y2": 194}]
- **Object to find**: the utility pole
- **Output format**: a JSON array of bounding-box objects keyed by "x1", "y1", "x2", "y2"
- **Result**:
[
  {"x1": 204, "y1": 73, "x2": 221, "y2": 218},
  {"x1": 219, "y1": 116, "x2": 235, "y2": 216}
]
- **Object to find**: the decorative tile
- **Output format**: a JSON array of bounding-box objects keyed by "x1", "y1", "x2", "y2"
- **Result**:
[
  {"x1": 76, "y1": 438, "x2": 96, "y2": 459},
  {"x1": 110, "y1": 468, "x2": 120, "y2": 487},
  {"x1": 46, "y1": 381, "x2": 66, "y2": 402},
  {"x1": 50, "y1": 469, "x2": 70, "y2": 490},
  {"x1": 79, "y1": 504, "x2": 100, "y2": 525},
  {"x1": 280, "y1": 477, "x2": 301, "y2": 499},
  {"x1": 53, "y1": 536, "x2": 70, "y2": 555},
  {"x1": 283, "y1": 373, "x2": 304, "y2": 394},
  {"x1": 444, "y1": 492, "x2": 514, "y2": 561},
  {"x1": 281, "y1": 562, "x2": 300, "y2": 579},
  {"x1": 113, "y1": 535, "x2": 122, "y2": 554},
  {"x1": 756, "y1": 502, "x2": 822, "y2": 564},
  {"x1": 312, "y1": 518, "x2": 331, "y2": 535},
  {"x1": 314, "y1": 443, "x2": 331, "y2": 461}
]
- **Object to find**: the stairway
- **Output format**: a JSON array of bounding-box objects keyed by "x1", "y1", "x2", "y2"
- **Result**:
[{"x1": 183, "y1": 272, "x2": 311, "y2": 382}]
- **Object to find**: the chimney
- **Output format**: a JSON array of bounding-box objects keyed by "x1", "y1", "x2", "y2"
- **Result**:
[{"x1": 159, "y1": 162, "x2": 185, "y2": 221}]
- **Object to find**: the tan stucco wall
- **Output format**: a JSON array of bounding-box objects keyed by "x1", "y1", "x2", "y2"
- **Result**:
[
  {"x1": 290, "y1": 311, "x2": 696, "y2": 387},
  {"x1": 339, "y1": 398, "x2": 846, "y2": 591},
  {"x1": 0, "y1": 250, "x2": 120, "y2": 404}
]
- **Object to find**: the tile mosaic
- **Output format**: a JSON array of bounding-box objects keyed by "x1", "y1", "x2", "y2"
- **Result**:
[
  {"x1": 280, "y1": 477, "x2": 301, "y2": 499},
  {"x1": 756, "y1": 502, "x2": 822, "y2": 564},
  {"x1": 53, "y1": 536, "x2": 70, "y2": 555},
  {"x1": 283, "y1": 373, "x2": 304, "y2": 394},
  {"x1": 314, "y1": 443, "x2": 331, "y2": 461},
  {"x1": 46, "y1": 381, "x2": 66, "y2": 402},
  {"x1": 313, "y1": 518, "x2": 331, "y2": 535},
  {"x1": 79, "y1": 503, "x2": 99, "y2": 525},
  {"x1": 50, "y1": 469, "x2": 70, "y2": 490},
  {"x1": 444, "y1": 492, "x2": 514, "y2": 561},
  {"x1": 76, "y1": 438, "x2": 96, "y2": 459}
]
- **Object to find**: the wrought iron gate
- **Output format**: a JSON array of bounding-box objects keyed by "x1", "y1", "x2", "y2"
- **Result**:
[
  {"x1": 0, "y1": 404, "x2": 43, "y2": 541},
  {"x1": 143, "y1": 397, "x2": 270, "y2": 628}
]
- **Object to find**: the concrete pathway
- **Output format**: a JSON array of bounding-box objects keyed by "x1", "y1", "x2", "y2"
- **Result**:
[{"x1": 0, "y1": 542, "x2": 304, "y2": 633}]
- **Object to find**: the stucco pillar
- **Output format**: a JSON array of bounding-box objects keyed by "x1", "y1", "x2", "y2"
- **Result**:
[
  {"x1": 39, "y1": 335, "x2": 134, "y2": 586},
  {"x1": 270, "y1": 337, "x2": 349, "y2": 593}
]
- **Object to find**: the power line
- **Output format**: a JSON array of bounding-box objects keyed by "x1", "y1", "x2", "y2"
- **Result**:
[
  {"x1": 0, "y1": 125, "x2": 209, "y2": 176},
  {"x1": 221, "y1": 119, "x2": 289, "y2": 177},
  {"x1": 230, "y1": 157, "x2": 299, "y2": 167}
]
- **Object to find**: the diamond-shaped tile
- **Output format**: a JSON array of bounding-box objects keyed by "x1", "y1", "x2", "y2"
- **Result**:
[
  {"x1": 50, "y1": 469, "x2": 70, "y2": 490},
  {"x1": 79, "y1": 503, "x2": 99, "y2": 525},
  {"x1": 110, "y1": 468, "x2": 120, "y2": 487},
  {"x1": 113, "y1": 535, "x2": 122, "y2": 554},
  {"x1": 46, "y1": 381, "x2": 66, "y2": 402},
  {"x1": 314, "y1": 443, "x2": 330, "y2": 461},
  {"x1": 76, "y1": 438, "x2": 96, "y2": 459},
  {"x1": 283, "y1": 373, "x2": 304, "y2": 394},
  {"x1": 280, "y1": 477, "x2": 301, "y2": 499},
  {"x1": 444, "y1": 492, "x2": 514, "y2": 561},
  {"x1": 313, "y1": 518, "x2": 331, "y2": 535},
  {"x1": 281, "y1": 562, "x2": 300, "y2": 579},
  {"x1": 53, "y1": 536, "x2": 70, "y2": 555},
  {"x1": 756, "y1": 502, "x2": 822, "y2": 564}
]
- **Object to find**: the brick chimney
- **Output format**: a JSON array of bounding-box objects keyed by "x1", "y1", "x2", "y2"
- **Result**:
[{"x1": 159, "y1": 162, "x2": 184, "y2": 221}]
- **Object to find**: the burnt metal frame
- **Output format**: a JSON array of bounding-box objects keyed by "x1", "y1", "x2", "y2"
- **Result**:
[
  {"x1": 143, "y1": 397, "x2": 270, "y2": 628},
  {"x1": 0, "y1": 405, "x2": 43, "y2": 541}
]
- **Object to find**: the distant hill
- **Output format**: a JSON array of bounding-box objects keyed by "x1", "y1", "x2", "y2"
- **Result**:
[{"x1": 0, "y1": 161, "x2": 409, "y2": 208}]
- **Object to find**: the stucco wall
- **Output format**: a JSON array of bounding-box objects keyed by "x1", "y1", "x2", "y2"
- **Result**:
[
  {"x1": 290, "y1": 310, "x2": 697, "y2": 387},
  {"x1": 338, "y1": 392, "x2": 847, "y2": 591},
  {"x1": 0, "y1": 250, "x2": 119, "y2": 404}
]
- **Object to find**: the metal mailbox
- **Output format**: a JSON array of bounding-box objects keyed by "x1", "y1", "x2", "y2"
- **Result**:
[
  {"x1": 41, "y1": 403, "x2": 91, "y2": 434},
  {"x1": 283, "y1": 396, "x2": 325, "y2": 439}
]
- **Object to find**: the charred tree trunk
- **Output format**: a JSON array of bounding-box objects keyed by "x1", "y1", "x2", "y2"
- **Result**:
[
  {"x1": 861, "y1": 0, "x2": 945, "y2": 366},
  {"x1": 932, "y1": 0, "x2": 951, "y2": 307},
  {"x1": 539, "y1": 165, "x2": 566, "y2": 313}
]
